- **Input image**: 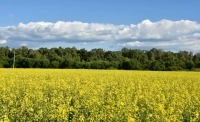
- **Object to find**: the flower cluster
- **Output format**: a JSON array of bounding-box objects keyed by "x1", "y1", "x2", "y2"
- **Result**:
[{"x1": 0, "y1": 69, "x2": 200, "y2": 121}]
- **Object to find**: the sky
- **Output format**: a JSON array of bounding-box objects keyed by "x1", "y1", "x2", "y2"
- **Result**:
[{"x1": 0, "y1": 0, "x2": 200, "y2": 52}]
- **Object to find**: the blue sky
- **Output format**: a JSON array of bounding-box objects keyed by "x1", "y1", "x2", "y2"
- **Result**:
[{"x1": 1, "y1": 0, "x2": 200, "y2": 52}]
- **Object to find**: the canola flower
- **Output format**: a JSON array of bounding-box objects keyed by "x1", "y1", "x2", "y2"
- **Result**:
[{"x1": 0, "y1": 69, "x2": 200, "y2": 121}]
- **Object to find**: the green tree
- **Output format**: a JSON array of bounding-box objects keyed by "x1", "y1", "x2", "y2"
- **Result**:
[{"x1": 150, "y1": 60, "x2": 165, "y2": 71}]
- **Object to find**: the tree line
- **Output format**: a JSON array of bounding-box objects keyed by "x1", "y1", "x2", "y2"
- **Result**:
[{"x1": 0, "y1": 46, "x2": 200, "y2": 71}]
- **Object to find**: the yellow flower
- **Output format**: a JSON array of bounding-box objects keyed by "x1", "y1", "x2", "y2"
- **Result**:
[{"x1": 128, "y1": 117, "x2": 135, "y2": 122}]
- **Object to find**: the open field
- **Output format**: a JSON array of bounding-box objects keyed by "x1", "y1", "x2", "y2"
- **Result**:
[{"x1": 0, "y1": 69, "x2": 200, "y2": 121}]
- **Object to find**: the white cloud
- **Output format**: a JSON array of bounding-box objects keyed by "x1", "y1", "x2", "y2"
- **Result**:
[
  {"x1": 117, "y1": 41, "x2": 144, "y2": 47},
  {"x1": 116, "y1": 19, "x2": 200, "y2": 40},
  {"x1": 0, "y1": 40, "x2": 7, "y2": 44},
  {"x1": 0, "y1": 20, "x2": 200, "y2": 52},
  {"x1": 7, "y1": 21, "x2": 119, "y2": 42},
  {"x1": 115, "y1": 19, "x2": 200, "y2": 52}
]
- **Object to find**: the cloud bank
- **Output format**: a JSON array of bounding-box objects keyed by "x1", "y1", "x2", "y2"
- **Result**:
[{"x1": 0, "y1": 19, "x2": 200, "y2": 52}]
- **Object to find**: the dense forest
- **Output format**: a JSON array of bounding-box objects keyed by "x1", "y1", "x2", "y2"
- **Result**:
[{"x1": 0, "y1": 46, "x2": 200, "y2": 71}]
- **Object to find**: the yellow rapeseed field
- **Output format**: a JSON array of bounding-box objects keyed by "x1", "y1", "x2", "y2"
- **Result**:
[{"x1": 0, "y1": 69, "x2": 200, "y2": 121}]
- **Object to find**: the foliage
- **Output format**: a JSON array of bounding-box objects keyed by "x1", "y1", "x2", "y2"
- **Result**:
[{"x1": 0, "y1": 46, "x2": 200, "y2": 71}]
